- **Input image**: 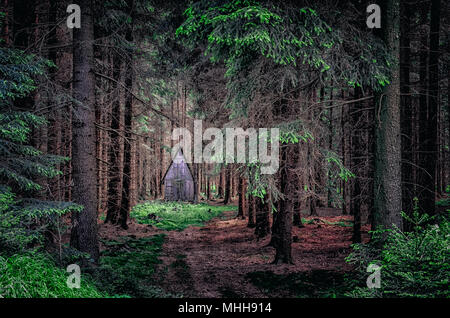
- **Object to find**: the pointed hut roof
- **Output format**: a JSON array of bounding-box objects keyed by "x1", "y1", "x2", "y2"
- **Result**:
[{"x1": 162, "y1": 148, "x2": 194, "y2": 182}]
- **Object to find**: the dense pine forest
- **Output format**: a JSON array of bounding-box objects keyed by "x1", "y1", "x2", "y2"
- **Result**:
[{"x1": 0, "y1": 0, "x2": 449, "y2": 300}]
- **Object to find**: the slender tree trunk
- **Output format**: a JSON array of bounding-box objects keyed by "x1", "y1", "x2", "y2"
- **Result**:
[
  {"x1": 206, "y1": 175, "x2": 211, "y2": 200},
  {"x1": 341, "y1": 91, "x2": 349, "y2": 215},
  {"x1": 400, "y1": 0, "x2": 414, "y2": 230},
  {"x1": 255, "y1": 196, "x2": 270, "y2": 238},
  {"x1": 351, "y1": 88, "x2": 363, "y2": 243},
  {"x1": 218, "y1": 168, "x2": 224, "y2": 198},
  {"x1": 105, "y1": 55, "x2": 123, "y2": 224},
  {"x1": 70, "y1": 0, "x2": 99, "y2": 262},
  {"x1": 237, "y1": 177, "x2": 246, "y2": 219},
  {"x1": 119, "y1": 0, "x2": 134, "y2": 229},
  {"x1": 223, "y1": 165, "x2": 231, "y2": 204},
  {"x1": 373, "y1": 0, "x2": 402, "y2": 231},
  {"x1": 293, "y1": 142, "x2": 304, "y2": 228},
  {"x1": 247, "y1": 195, "x2": 256, "y2": 228},
  {"x1": 273, "y1": 143, "x2": 294, "y2": 264},
  {"x1": 327, "y1": 86, "x2": 334, "y2": 208},
  {"x1": 419, "y1": 0, "x2": 440, "y2": 216}
]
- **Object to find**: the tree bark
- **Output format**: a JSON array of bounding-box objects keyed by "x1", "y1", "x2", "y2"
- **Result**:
[
  {"x1": 351, "y1": 88, "x2": 363, "y2": 243},
  {"x1": 223, "y1": 165, "x2": 231, "y2": 204},
  {"x1": 237, "y1": 177, "x2": 246, "y2": 219},
  {"x1": 373, "y1": 0, "x2": 402, "y2": 231},
  {"x1": 70, "y1": 0, "x2": 99, "y2": 262},
  {"x1": 273, "y1": 143, "x2": 293, "y2": 264},
  {"x1": 400, "y1": 0, "x2": 414, "y2": 230},
  {"x1": 247, "y1": 195, "x2": 256, "y2": 228},
  {"x1": 417, "y1": 0, "x2": 440, "y2": 216},
  {"x1": 105, "y1": 54, "x2": 123, "y2": 224},
  {"x1": 119, "y1": 0, "x2": 134, "y2": 229},
  {"x1": 254, "y1": 196, "x2": 270, "y2": 238}
]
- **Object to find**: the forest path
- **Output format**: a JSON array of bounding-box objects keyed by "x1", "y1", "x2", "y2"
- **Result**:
[{"x1": 154, "y1": 207, "x2": 365, "y2": 298}]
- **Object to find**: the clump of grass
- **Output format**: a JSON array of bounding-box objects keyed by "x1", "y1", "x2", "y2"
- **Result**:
[
  {"x1": 301, "y1": 218, "x2": 352, "y2": 227},
  {"x1": 322, "y1": 219, "x2": 353, "y2": 227},
  {"x1": 0, "y1": 252, "x2": 107, "y2": 298},
  {"x1": 131, "y1": 201, "x2": 237, "y2": 231}
]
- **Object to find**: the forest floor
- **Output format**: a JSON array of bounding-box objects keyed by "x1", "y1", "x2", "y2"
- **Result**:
[{"x1": 98, "y1": 202, "x2": 370, "y2": 298}]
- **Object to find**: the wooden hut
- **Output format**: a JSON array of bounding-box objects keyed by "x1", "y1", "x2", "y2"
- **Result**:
[{"x1": 163, "y1": 149, "x2": 195, "y2": 201}]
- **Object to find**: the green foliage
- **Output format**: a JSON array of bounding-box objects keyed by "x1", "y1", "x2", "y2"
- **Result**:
[
  {"x1": 177, "y1": 1, "x2": 335, "y2": 70},
  {"x1": 0, "y1": 48, "x2": 53, "y2": 100},
  {"x1": 436, "y1": 197, "x2": 450, "y2": 208},
  {"x1": 90, "y1": 235, "x2": 172, "y2": 297},
  {"x1": 177, "y1": 1, "x2": 392, "y2": 102},
  {"x1": 346, "y1": 205, "x2": 449, "y2": 298},
  {"x1": 302, "y1": 217, "x2": 352, "y2": 227},
  {"x1": 0, "y1": 186, "x2": 82, "y2": 255},
  {"x1": 131, "y1": 201, "x2": 237, "y2": 230},
  {"x1": 325, "y1": 150, "x2": 355, "y2": 182},
  {"x1": 176, "y1": 1, "x2": 389, "y2": 204},
  {"x1": 0, "y1": 42, "x2": 79, "y2": 257},
  {"x1": 0, "y1": 252, "x2": 106, "y2": 298}
]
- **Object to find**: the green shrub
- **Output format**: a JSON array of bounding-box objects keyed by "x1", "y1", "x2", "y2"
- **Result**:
[
  {"x1": 131, "y1": 201, "x2": 237, "y2": 231},
  {"x1": 0, "y1": 252, "x2": 107, "y2": 298},
  {"x1": 346, "y1": 204, "x2": 449, "y2": 298}
]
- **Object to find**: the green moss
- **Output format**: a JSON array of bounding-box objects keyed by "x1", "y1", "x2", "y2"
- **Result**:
[{"x1": 131, "y1": 201, "x2": 237, "y2": 231}]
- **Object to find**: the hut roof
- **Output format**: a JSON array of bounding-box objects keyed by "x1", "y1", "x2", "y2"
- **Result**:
[{"x1": 162, "y1": 148, "x2": 194, "y2": 182}]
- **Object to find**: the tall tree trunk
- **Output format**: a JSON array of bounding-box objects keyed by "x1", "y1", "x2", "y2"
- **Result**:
[
  {"x1": 400, "y1": 0, "x2": 414, "y2": 230},
  {"x1": 351, "y1": 88, "x2": 363, "y2": 243},
  {"x1": 223, "y1": 165, "x2": 231, "y2": 204},
  {"x1": 254, "y1": 196, "x2": 270, "y2": 238},
  {"x1": 292, "y1": 143, "x2": 304, "y2": 228},
  {"x1": 119, "y1": 0, "x2": 134, "y2": 229},
  {"x1": 341, "y1": 91, "x2": 349, "y2": 215},
  {"x1": 105, "y1": 55, "x2": 123, "y2": 224},
  {"x1": 273, "y1": 143, "x2": 294, "y2": 264},
  {"x1": 237, "y1": 177, "x2": 246, "y2": 219},
  {"x1": 418, "y1": 0, "x2": 440, "y2": 216},
  {"x1": 373, "y1": 0, "x2": 402, "y2": 231},
  {"x1": 247, "y1": 195, "x2": 256, "y2": 228},
  {"x1": 327, "y1": 86, "x2": 334, "y2": 208},
  {"x1": 218, "y1": 168, "x2": 224, "y2": 198},
  {"x1": 70, "y1": 0, "x2": 99, "y2": 262}
]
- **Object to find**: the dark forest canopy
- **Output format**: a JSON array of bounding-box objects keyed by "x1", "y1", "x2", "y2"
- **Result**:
[{"x1": 0, "y1": 0, "x2": 448, "y2": 299}]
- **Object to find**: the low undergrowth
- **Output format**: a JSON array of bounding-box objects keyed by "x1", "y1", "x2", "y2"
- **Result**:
[
  {"x1": 131, "y1": 201, "x2": 237, "y2": 231},
  {"x1": 346, "y1": 203, "x2": 449, "y2": 298},
  {"x1": 0, "y1": 252, "x2": 107, "y2": 298},
  {"x1": 90, "y1": 235, "x2": 171, "y2": 298}
]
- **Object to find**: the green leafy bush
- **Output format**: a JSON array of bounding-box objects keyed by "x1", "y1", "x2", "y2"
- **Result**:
[
  {"x1": 131, "y1": 201, "x2": 237, "y2": 230},
  {"x1": 346, "y1": 205, "x2": 449, "y2": 298},
  {"x1": 0, "y1": 252, "x2": 106, "y2": 298}
]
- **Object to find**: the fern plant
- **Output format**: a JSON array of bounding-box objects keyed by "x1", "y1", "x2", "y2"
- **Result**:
[{"x1": 346, "y1": 199, "x2": 449, "y2": 298}]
